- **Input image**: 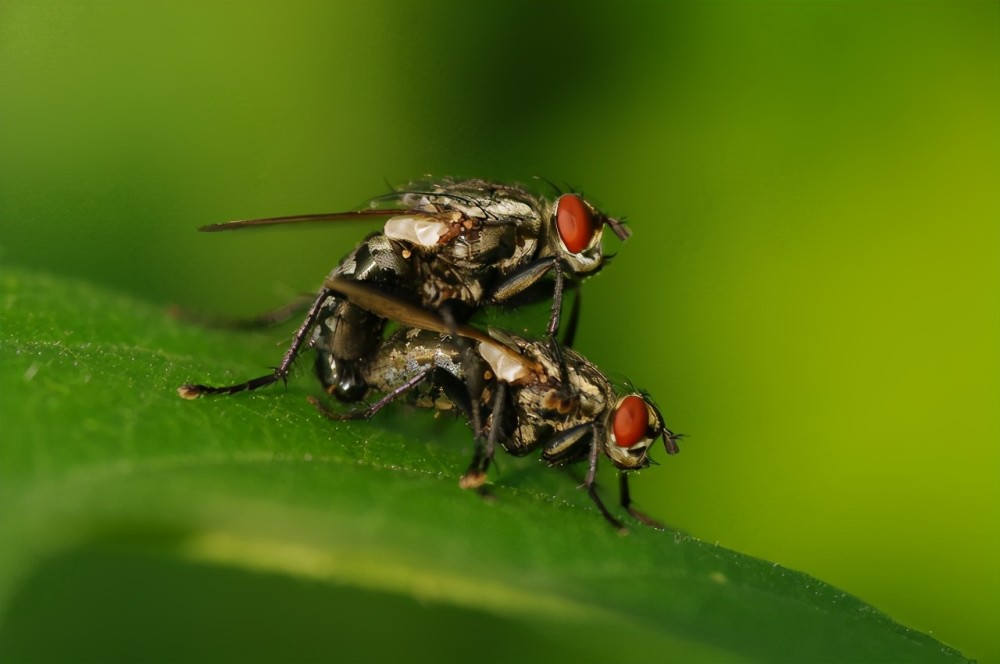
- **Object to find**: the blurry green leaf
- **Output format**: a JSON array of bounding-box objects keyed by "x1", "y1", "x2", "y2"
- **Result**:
[{"x1": 0, "y1": 267, "x2": 968, "y2": 663}]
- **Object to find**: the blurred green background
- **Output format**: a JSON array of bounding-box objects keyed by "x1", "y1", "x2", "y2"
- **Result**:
[{"x1": 1, "y1": 0, "x2": 997, "y2": 661}]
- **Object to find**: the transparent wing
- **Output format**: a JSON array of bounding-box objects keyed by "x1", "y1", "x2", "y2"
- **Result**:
[
  {"x1": 323, "y1": 277, "x2": 539, "y2": 377},
  {"x1": 198, "y1": 208, "x2": 411, "y2": 232}
]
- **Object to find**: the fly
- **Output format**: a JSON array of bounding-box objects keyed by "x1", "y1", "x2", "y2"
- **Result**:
[
  {"x1": 179, "y1": 178, "x2": 630, "y2": 403},
  {"x1": 313, "y1": 277, "x2": 681, "y2": 531}
]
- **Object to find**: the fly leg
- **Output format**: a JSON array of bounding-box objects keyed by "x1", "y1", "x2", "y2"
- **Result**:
[
  {"x1": 493, "y1": 256, "x2": 570, "y2": 345},
  {"x1": 439, "y1": 302, "x2": 498, "y2": 490},
  {"x1": 439, "y1": 304, "x2": 484, "y2": 440},
  {"x1": 231, "y1": 294, "x2": 315, "y2": 328},
  {"x1": 460, "y1": 382, "x2": 506, "y2": 490},
  {"x1": 308, "y1": 370, "x2": 431, "y2": 421},
  {"x1": 619, "y1": 473, "x2": 665, "y2": 529},
  {"x1": 178, "y1": 288, "x2": 333, "y2": 399},
  {"x1": 171, "y1": 294, "x2": 314, "y2": 331},
  {"x1": 545, "y1": 261, "x2": 566, "y2": 340},
  {"x1": 490, "y1": 257, "x2": 579, "y2": 388},
  {"x1": 544, "y1": 265, "x2": 574, "y2": 391},
  {"x1": 584, "y1": 433, "x2": 626, "y2": 532}
]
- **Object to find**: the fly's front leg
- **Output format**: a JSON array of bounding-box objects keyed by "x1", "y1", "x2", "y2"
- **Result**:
[
  {"x1": 178, "y1": 288, "x2": 334, "y2": 399},
  {"x1": 490, "y1": 256, "x2": 568, "y2": 344},
  {"x1": 548, "y1": 267, "x2": 572, "y2": 391},
  {"x1": 490, "y1": 257, "x2": 573, "y2": 389},
  {"x1": 546, "y1": 262, "x2": 566, "y2": 340},
  {"x1": 539, "y1": 263, "x2": 574, "y2": 396},
  {"x1": 460, "y1": 382, "x2": 507, "y2": 490},
  {"x1": 489, "y1": 257, "x2": 557, "y2": 304},
  {"x1": 619, "y1": 473, "x2": 664, "y2": 530},
  {"x1": 308, "y1": 370, "x2": 431, "y2": 421},
  {"x1": 584, "y1": 431, "x2": 626, "y2": 532}
]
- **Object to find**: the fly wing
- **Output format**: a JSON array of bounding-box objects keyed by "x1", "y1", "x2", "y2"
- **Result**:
[
  {"x1": 323, "y1": 277, "x2": 540, "y2": 381},
  {"x1": 199, "y1": 208, "x2": 463, "y2": 252},
  {"x1": 198, "y1": 208, "x2": 410, "y2": 232},
  {"x1": 323, "y1": 277, "x2": 493, "y2": 344}
]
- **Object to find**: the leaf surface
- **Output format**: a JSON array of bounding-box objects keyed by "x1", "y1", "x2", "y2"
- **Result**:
[{"x1": 0, "y1": 268, "x2": 968, "y2": 663}]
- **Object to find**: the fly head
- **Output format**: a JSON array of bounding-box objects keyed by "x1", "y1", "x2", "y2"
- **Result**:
[
  {"x1": 602, "y1": 393, "x2": 679, "y2": 470},
  {"x1": 546, "y1": 194, "x2": 628, "y2": 276}
]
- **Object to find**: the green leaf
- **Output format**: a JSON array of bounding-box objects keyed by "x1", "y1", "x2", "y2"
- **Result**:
[{"x1": 0, "y1": 267, "x2": 968, "y2": 663}]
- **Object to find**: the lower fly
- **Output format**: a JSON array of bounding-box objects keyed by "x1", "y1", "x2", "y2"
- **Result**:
[{"x1": 312, "y1": 278, "x2": 681, "y2": 531}]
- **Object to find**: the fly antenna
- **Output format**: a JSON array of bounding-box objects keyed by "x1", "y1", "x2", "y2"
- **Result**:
[
  {"x1": 663, "y1": 430, "x2": 682, "y2": 455},
  {"x1": 605, "y1": 216, "x2": 632, "y2": 241}
]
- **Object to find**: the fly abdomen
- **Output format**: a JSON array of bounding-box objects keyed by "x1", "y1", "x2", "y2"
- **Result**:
[
  {"x1": 313, "y1": 233, "x2": 413, "y2": 400},
  {"x1": 354, "y1": 329, "x2": 487, "y2": 420},
  {"x1": 361, "y1": 329, "x2": 467, "y2": 395}
]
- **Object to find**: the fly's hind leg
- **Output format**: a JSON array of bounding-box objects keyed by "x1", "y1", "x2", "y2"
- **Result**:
[
  {"x1": 178, "y1": 288, "x2": 334, "y2": 399},
  {"x1": 308, "y1": 370, "x2": 432, "y2": 421},
  {"x1": 171, "y1": 294, "x2": 315, "y2": 331}
]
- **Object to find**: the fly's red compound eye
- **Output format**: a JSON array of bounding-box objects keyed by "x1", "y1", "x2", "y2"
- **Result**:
[
  {"x1": 613, "y1": 395, "x2": 649, "y2": 448},
  {"x1": 556, "y1": 194, "x2": 596, "y2": 254}
]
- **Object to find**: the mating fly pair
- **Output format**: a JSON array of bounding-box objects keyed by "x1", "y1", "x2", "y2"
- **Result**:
[{"x1": 178, "y1": 178, "x2": 679, "y2": 529}]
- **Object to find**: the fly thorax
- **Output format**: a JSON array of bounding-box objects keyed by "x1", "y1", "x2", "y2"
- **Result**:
[
  {"x1": 540, "y1": 388, "x2": 577, "y2": 416},
  {"x1": 412, "y1": 259, "x2": 485, "y2": 309},
  {"x1": 508, "y1": 233, "x2": 541, "y2": 273},
  {"x1": 561, "y1": 351, "x2": 611, "y2": 417},
  {"x1": 519, "y1": 383, "x2": 581, "y2": 426},
  {"x1": 566, "y1": 373, "x2": 609, "y2": 419},
  {"x1": 505, "y1": 398, "x2": 554, "y2": 455}
]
